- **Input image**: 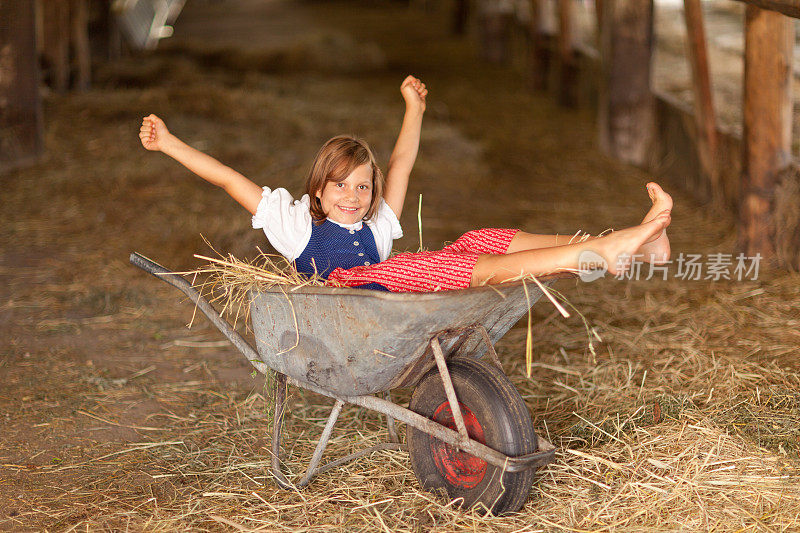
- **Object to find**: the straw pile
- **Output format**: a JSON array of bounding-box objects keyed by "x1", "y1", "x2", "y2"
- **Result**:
[
  {"x1": 185, "y1": 248, "x2": 325, "y2": 330},
  {"x1": 9, "y1": 257, "x2": 798, "y2": 531},
  {"x1": 11, "y1": 298, "x2": 799, "y2": 531}
]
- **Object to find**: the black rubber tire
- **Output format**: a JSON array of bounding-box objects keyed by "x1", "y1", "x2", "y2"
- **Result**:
[{"x1": 407, "y1": 357, "x2": 537, "y2": 515}]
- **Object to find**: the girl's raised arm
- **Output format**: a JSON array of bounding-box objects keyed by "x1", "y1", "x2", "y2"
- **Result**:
[
  {"x1": 383, "y1": 76, "x2": 427, "y2": 219},
  {"x1": 139, "y1": 114, "x2": 264, "y2": 215}
]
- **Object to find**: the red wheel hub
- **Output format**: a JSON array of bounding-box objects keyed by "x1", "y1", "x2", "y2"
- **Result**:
[{"x1": 430, "y1": 401, "x2": 487, "y2": 489}]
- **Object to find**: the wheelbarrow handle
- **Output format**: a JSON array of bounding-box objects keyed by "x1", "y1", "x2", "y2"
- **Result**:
[
  {"x1": 130, "y1": 251, "x2": 175, "y2": 279},
  {"x1": 129, "y1": 252, "x2": 265, "y2": 371},
  {"x1": 130, "y1": 252, "x2": 203, "y2": 298}
]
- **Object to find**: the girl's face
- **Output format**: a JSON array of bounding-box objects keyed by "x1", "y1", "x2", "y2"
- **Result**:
[{"x1": 316, "y1": 163, "x2": 374, "y2": 225}]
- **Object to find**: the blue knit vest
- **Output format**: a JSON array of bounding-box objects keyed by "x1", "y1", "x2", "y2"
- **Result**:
[{"x1": 294, "y1": 220, "x2": 388, "y2": 291}]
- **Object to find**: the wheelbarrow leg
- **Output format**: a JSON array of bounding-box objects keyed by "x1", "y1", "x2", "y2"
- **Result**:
[
  {"x1": 270, "y1": 380, "x2": 404, "y2": 490},
  {"x1": 384, "y1": 391, "x2": 400, "y2": 443},
  {"x1": 297, "y1": 399, "x2": 345, "y2": 488},
  {"x1": 430, "y1": 337, "x2": 470, "y2": 442},
  {"x1": 476, "y1": 325, "x2": 504, "y2": 373},
  {"x1": 270, "y1": 372, "x2": 293, "y2": 489}
]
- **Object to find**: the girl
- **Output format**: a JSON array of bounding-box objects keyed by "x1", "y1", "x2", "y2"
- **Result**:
[{"x1": 139, "y1": 75, "x2": 672, "y2": 292}]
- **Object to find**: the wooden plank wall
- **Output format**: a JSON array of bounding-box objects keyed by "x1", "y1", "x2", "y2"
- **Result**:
[
  {"x1": 39, "y1": 0, "x2": 92, "y2": 93},
  {"x1": 469, "y1": 0, "x2": 800, "y2": 268},
  {"x1": 570, "y1": 50, "x2": 741, "y2": 208},
  {"x1": 0, "y1": 0, "x2": 43, "y2": 173}
]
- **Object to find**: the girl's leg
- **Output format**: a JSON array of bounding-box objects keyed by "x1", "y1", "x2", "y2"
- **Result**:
[
  {"x1": 505, "y1": 231, "x2": 593, "y2": 253},
  {"x1": 506, "y1": 182, "x2": 672, "y2": 263},
  {"x1": 471, "y1": 210, "x2": 671, "y2": 285}
]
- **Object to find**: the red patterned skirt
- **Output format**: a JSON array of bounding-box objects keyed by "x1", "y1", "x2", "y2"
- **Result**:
[{"x1": 326, "y1": 228, "x2": 518, "y2": 293}]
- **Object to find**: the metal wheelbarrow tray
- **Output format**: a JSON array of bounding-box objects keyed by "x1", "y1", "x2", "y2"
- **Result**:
[{"x1": 131, "y1": 252, "x2": 558, "y2": 515}]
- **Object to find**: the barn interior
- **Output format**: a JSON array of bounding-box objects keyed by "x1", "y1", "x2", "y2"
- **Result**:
[{"x1": 2, "y1": 0, "x2": 800, "y2": 530}]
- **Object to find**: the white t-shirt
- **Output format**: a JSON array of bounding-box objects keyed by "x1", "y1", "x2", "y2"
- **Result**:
[{"x1": 251, "y1": 187, "x2": 403, "y2": 262}]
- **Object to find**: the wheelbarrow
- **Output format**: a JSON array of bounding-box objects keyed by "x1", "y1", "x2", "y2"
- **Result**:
[{"x1": 130, "y1": 252, "x2": 558, "y2": 515}]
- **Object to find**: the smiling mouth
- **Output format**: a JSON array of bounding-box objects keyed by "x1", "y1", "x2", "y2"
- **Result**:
[{"x1": 337, "y1": 205, "x2": 360, "y2": 214}]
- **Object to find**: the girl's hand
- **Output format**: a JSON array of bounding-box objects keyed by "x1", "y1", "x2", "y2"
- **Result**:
[
  {"x1": 139, "y1": 114, "x2": 171, "y2": 152},
  {"x1": 400, "y1": 75, "x2": 427, "y2": 113}
]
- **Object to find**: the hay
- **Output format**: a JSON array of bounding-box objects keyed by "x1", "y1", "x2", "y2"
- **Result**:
[
  {"x1": 181, "y1": 245, "x2": 325, "y2": 331},
  {"x1": 12, "y1": 335, "x2": 799, "y2": 531},
  {"x1": 77, "y1": 251, "x2": 796, "y2": 531},
  {"x1": 775, "y1": 167, "x2": 800, "y2": 270},
  {"x1": 159, "y1": 31, "x2": 387, "y2": 75}
]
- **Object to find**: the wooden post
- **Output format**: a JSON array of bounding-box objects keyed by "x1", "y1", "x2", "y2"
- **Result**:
[
  {"x1": 70, "y1": 0, "x2": 91, "y2": 91},
  {"x1": 557, "y1": 0, "x2": 577, "y2": 106},
  {"x1": 0, "y1": 0, "x2": 44, "y2": 173},
  {"x1": 453, "y1": 0, "x2": 469, "y2": 35},
  {"x1": 741, "y1": 6, "x2": 793, "y2": 258},
  {"x1": 90, "y1": 0, "x2": 122, "y2": 61},
  {"x1": 595, "y1": 0, "x2": 604, "y2": 31},
  {"x1": 683, "y1": 0, "x2": 719, "y2": 198},
  {"x1": 597, "y1": 0, "x2": 654, "y2": 166},
  {"x1": 478, "y1": 1, "x2": 513, "y2": 64},
  {"x1": 41, "y1": 0, "x2": 70, "y2": 92},
  {"x1": 528, "y1": 0, "x2": 550, "y2": 90}
]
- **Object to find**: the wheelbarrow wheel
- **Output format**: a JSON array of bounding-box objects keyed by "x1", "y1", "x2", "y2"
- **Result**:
[{"x1": 407, "y1": 357, "x2": 537, "y2": 515}]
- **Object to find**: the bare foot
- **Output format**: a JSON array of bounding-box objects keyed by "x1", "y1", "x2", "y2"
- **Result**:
[
  {"x1": 637, "y1": 182, "x2": 672, "y2": 263},
  {"x1": 597, "y1": 210, "x2": 671, "y2": 275}
]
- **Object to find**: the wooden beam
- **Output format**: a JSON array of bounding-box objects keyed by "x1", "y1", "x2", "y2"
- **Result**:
[
  {"x1": 70, "y1": 0, "x2": 91, "y2": 91},
  {"x1": 741, "y1": 5, "x2": 794, "y2": 258},
  {"x1": 452, "y1": 0, "x2": 469, "y2": 35},
  {"x1": 528, "y1": 0, "x2": 550, "y2": 90},
  {"x1": 594, "y1": 0, "x2": 604, "y2": 64},
  {"x1": 557, "y1": 0, "x2": 578, "y2": 106},
  {"x1": 598, "y1": 0, "x2": 655, "y2": 165},
  {"x1": 0, "y1": 0, "x2": 43, "y2": 173},
  {"x1": 478, "y1": 2, "x2": 513, "y2": 64},
  {"x1": 595, "y1": 0, "x2": 604, "y2": 30},
  {"x1": 41, "y1": 0, "x2": 70, "y2": 92},
  {"x1": 683, "y1": 0, "x2": 719, "y2": 197},
  {"x1": 732, "y1": 0, "x2": 800, "y2": 19},
  {"x1": 558, "y1": 0, "x2": 572, "y2": 61}
]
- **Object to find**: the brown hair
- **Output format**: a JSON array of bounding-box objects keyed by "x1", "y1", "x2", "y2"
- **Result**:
[{"x1": 304, "y1": 135, "x2": 384, "y2": 223}]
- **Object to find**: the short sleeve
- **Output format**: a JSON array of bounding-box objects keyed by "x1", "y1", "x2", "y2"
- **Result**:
[
  {"x1": 251, "y1": 187, "x2": 312, "y2": 261},
  {"x1": 366, "y1": 199, "x2": 403, "y2": 261}
]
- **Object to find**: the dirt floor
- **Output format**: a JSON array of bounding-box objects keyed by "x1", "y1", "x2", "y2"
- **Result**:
[{"x1": 2, "y1": 0, "x2": 800, "y2": 531}]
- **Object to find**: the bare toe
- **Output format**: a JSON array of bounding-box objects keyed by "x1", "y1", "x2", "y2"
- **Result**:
[
  {"x1": 642, "y1": 184, "x2": 673, "y2": 227},
  {"x1": 638, "y1": 208, "x2": 671, "y2": 263}
]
